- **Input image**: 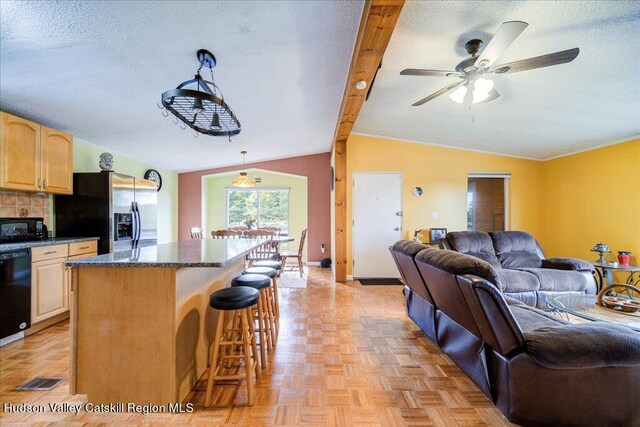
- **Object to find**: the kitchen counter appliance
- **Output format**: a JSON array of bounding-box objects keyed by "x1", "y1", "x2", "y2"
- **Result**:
[{"x1": 0, "y1": 217, "x2": 47, "y2": 243}]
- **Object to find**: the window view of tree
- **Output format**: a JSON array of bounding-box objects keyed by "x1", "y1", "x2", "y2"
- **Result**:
[
  {"x1": 227, "y1": 189, "x2": 289, "y2": 233},
  {"x1": 227, "y1": 190, "x2": 258, "y2": 228}
]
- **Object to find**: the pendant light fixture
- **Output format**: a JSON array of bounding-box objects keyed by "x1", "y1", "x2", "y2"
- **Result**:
[
  {"x1": 232, "y1": 151, "x2": 255, "y2": 188},
  {"x1": 160, "y1": 49, "x2": 241, "y2": 137}
]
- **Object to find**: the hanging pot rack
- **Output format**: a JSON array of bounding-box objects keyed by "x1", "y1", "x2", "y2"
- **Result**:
[{"x1": 160, "y1": 49, "x2": 241, "y2": 138}]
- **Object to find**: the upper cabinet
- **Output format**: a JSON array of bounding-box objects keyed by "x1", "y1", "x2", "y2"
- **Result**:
[
  {"x1": 41, "y1": 127, "x2": 73, "y2": 194},
  {"x1": 0, "y1": 113, "x2": 40, "y2": 192},
  {"x1": 0, "y1": 112, "x2": 73, "y2": 194}
]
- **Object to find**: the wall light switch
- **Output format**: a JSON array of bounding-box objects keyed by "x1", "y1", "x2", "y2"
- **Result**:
[{"x1": 431, "y1": 212, "x2": 439, "y2": 219}]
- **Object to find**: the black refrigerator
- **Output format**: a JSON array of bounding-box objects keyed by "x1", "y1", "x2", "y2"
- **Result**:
[{"x1": 55, "y1": 172, "x2": 157, "y2": 255}]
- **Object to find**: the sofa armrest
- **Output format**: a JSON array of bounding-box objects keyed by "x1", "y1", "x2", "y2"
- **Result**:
[
  {"x1": 525, "y1": 323, "x2": 640, "y2": 369},
  {"x1": 542, "y1": 257, "x2": 594, "y2": 272}
]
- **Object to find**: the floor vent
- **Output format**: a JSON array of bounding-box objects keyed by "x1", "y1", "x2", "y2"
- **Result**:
[{"x1": 15, "y1": 377, "x2": 65, "y2": 391}]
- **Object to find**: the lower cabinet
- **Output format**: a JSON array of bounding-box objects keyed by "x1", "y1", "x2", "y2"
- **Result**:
[
  {"x1": 30, "y1": 242, "x2": 97, "y2": 327},
  {"x1": 32, "y1": 257, "x2": 68, "y2": 323}
]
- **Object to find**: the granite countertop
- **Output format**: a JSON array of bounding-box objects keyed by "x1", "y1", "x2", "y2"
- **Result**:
[
  {"x1": 65, "y1": 238, "x2": 267, "y2": 268},
  {"x1": 0, "y1": 237, "x2": 100, "y2": 252}
]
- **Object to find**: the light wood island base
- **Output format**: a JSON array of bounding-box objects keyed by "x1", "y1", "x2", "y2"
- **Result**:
[{"x1": 70, "y1": 260, "x2": 244, "y2": 405}]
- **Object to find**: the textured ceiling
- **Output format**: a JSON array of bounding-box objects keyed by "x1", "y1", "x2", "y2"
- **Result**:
[
  {"x1": 354, "y1": 1, "x2": 640, "y2": 160},
  {"x1": 0, "y1": 1, "x2": 363, "y2": 172}
]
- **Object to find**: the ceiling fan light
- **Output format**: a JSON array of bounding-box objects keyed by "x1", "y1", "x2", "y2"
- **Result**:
[
  {"x1": 448, "y1": 85, "x2": 468, "y2": 103},
  {"x1": 472, "y1": 89, "x2": 490, "y2": 103},
  {"x1": 474, "y1": 78, "x2": 494, "y2": 94},
  {"x1": 210, "y1": 112, "x2": 221, "y2": 130},
  {"x1": 192, "y1": 97, "x2": 205, "y2": 114}
]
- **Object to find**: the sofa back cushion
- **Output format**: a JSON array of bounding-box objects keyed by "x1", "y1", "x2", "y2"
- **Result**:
[
  {"x1": 390, "y1": 240, "x2": 435, "y2": 304},
  {"x1": 415, "y1": 248, "x2": 503, "y2": 290},
  {"x1": 446, "y1": 231, "x2": 501, "y2": 268},
  {"x1": 457, "y1": 276, "x2": 526, "y2": 356},
  {"x1": 490, "y1": 231, "x2": 542, "y2": 269},
  {"x1": 415, "y1": 249, "x2": 489, "y2": 336}
]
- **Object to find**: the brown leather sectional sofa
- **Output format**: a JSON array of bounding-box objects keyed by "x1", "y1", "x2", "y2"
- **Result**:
[
  {"x1": 390, "y1": 240, "x2": 640, "y2": 426},
  {"x1": 440, "y1": 231, "x2": 597, "y2": 307}
]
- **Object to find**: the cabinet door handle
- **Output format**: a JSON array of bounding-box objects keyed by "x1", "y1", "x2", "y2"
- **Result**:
[
  {"x1": 38, "y1": 178, "x2": 42, "y2": 190},
  {"x1": 43, "y1": 179, "x2": 47, "y2": 188},
  {"x1": 79, "y1": 246, "x2": 89, "y2": 250},
  {"x1": 43, "y1": 251, "x2": 57, "y2": 255}
]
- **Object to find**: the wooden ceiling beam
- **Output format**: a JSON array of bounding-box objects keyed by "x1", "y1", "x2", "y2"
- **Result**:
[{"x1": 333, "y1": 0, "x2": 405, "y2": 282}]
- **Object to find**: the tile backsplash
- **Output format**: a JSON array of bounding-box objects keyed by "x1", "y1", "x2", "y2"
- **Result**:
[{"x1": 0, "y1": 191, "x2": 51, "y2": 228}]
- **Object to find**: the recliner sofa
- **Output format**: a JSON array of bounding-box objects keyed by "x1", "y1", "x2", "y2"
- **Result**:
[
  {"x1": 440, "y1": 231, "x2": 596, "y2": 307},
  {"x1": 390, "y1": 241, "x2": 640, "y2": 426}
]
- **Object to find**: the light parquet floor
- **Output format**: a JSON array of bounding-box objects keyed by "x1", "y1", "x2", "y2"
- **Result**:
[{"x1": 0, "y1": 267, "x2": 512, "y2": 426}]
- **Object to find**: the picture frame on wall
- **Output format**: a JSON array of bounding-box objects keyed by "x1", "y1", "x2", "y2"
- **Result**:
[{"x1": 429, "y1": 228, "x2": 447, "y2": 243}]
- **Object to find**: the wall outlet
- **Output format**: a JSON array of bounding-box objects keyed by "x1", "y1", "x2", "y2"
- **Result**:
[{"x1": 431, "y1": 212, "x2": 439, "y2": 219}]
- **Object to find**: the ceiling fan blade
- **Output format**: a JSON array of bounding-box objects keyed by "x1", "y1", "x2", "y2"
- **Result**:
[
  {"x1": 401, "y1": 69, "x2": 461, "y2": 77},
  {"x1": 412, "y1": 81, "x2": 463, "y2": 106},
  {"x1": 481, "y1": 88, "x2": 500, "y2": 103},
  {"x1": 476, "y1": 21, "x2": 528, "y2": 69},
  {"x1": 491, "y1": 47, "x2": 580, "y2": 74}
]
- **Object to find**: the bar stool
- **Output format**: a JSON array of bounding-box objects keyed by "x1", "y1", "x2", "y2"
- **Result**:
[
  {"x1": 252, "y1": 260, "x2": 282, "y2": 323},
  {"x1": 253, "y1": 260, "x2": 282, "y2": 276},
  {"x1": 231, "y1": 274, "x2": 274, "y2": 369},
  {"x1": 205, "y1": 286, "x2": 260, "y2": 407},
  {"x1": 243, "y1": 266, "x2": 279, "y2": 339}
]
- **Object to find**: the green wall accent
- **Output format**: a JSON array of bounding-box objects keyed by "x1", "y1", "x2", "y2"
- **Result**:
[
  {"x1": 202, "y1": 170, "x2": 308, "y2": 260},
  {"x1": 67, "y1": 139, "x2": 179, "y2": 243}
]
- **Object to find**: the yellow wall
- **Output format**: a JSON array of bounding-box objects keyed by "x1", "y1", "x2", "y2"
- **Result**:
[
  {"x1": 346, "y1": 134, "x2": 544, "y2": 275},
  {"x1": 541, "y1": 138, "x2": 640, "y2": 266},
  {"x1": 202, "y1": 169, "x2": 308, "y2": 260}
]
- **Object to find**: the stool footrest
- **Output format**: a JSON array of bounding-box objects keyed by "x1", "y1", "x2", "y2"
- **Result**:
[{"x1": 219, "y1": 340, "x2": 244, "y2": 345}]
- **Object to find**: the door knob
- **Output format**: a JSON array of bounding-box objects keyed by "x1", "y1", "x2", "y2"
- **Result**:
[{"x1": 394, "y1": 227, "x2": 400, "y2": 231}]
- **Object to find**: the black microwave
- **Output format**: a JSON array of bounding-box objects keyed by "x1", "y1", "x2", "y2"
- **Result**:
[{"x1": 0, "y1": 217, "x2": 47, "y2": 243}]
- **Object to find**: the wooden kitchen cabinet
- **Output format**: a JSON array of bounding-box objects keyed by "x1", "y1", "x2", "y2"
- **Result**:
[
  {"x1": 0, "y1": 111, "x2": 73, "y2": 194},
  {"x1": 32, "y1": 257, "x2": 68, "y2": 323},
  {"x1": 0, "y1": 112, "x2": 41, "y2": 192},
  {"x1": 41, "y1": 126, "x2": 73, "y2": 194},
  {"x1": 25, "y1": 242, "x2": 97, "y2": 336},
  {"x1": 30, "y1": 242, "x2": 97, "y2": 326}
]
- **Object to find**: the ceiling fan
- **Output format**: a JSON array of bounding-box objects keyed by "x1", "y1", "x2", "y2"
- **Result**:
[{"x1": 401, "y1": 21, "x2": 579, "y2": 106}]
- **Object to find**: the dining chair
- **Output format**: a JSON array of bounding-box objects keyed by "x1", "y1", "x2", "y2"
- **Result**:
[
  {"x1": 259, "y1": 227, "x2": 281, "y2": 237},
  {"x1": 228, "y1": 226, "x2": 248, "y2": 232},
  {"x1": 190, "y1": 227, "x2": 204, "y2": 239},
  {"x1": 212, "y1": 229, "x2": 242, "y2": 239},
  {"x1": 244, "y1": 230, "x2": 277, "y2": 266},
  {"x1": 281, "y1": 229, "x2": 307, "y2": 278}
]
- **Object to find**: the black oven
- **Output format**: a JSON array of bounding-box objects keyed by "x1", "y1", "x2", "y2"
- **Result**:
[{"x1": 0, "y1": 217, "x2": 46, "y2": 243}]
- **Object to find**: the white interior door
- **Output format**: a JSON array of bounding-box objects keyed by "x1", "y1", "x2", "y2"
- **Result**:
[{"x1": 353, "y1": 173, "x2": 402, "y2": 278}]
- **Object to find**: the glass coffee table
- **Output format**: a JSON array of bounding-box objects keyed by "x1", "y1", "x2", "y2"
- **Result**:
[
  {"x1": 593, "y1": 261, "x2": 640, "y2": 291},
  {"x1": 547, "y1": 294, "x2": 640, "y2": 332}
]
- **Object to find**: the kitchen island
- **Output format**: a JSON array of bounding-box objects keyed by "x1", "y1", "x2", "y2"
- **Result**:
[{"x1": 66, "y1": 238, "x2": 266, "y2": 406}]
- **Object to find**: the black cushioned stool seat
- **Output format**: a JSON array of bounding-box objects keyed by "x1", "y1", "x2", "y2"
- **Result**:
[
  {"x1": 253, "y1": 260, "x2": 282, "y2": 271},
  {"x1": 231, "y1": 274, "x2": 271, "y2": 290},
  {"x1": 209, "y1": 286, "x2": 259, "y2": 310},
  {"x1": 243, "y1": 266, "x2": 277, "y2": 278},
  {"x1": 205, "y1": 286, "x2": 260, "y2": 408}
]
